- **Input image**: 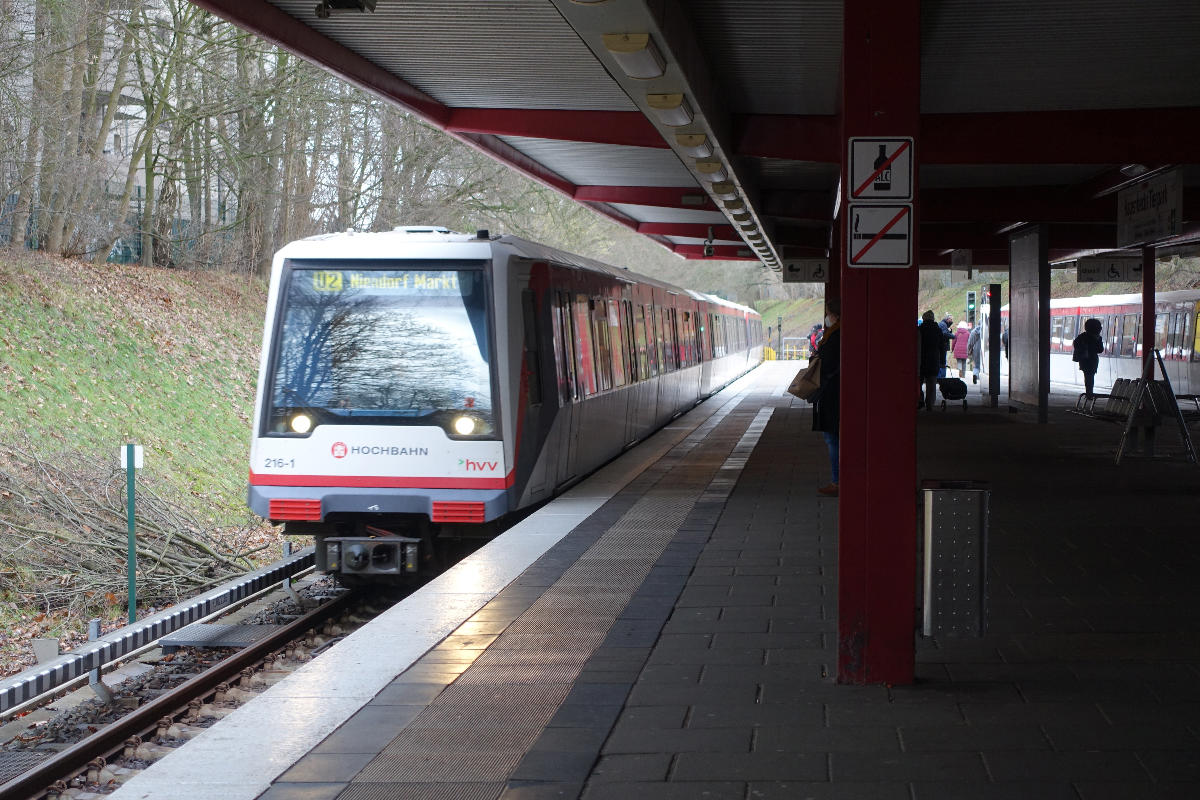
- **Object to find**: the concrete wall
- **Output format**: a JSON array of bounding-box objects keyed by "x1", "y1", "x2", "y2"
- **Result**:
[{"x1": 1008, "y1": 226, "x2": 1050, "y2": 422}]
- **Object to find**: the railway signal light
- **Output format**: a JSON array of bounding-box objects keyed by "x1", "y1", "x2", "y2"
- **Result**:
[{"x1": 966, "y1": 291, "x2": 977, "y2": 324}]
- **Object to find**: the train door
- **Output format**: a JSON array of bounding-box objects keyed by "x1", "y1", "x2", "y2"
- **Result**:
[
  {"x1": 519, "y1": 286, "x2": 551, "y2": 499},
  {"x1": 619, "y1": 299, "x2": 638, "y2": 446},
  {"x1": 551, "y1": 290, "x2": 580, "y2": 487}
]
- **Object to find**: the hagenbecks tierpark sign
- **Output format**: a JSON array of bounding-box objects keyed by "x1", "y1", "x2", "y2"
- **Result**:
[{"x1": 1117, "y1": 169, "x2": 1182, "y2": 248}]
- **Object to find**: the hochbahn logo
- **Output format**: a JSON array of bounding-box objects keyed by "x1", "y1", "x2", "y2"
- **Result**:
[{"x1": 331, "y1": 442, "x2": 429, "y2": 458}]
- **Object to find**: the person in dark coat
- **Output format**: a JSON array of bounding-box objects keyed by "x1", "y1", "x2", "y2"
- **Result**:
[
  {"x1": 937, "y1": 313, "x2": 955, "y2": 377},
  {"x1": 814, "y1": 302, "x2": 841, "y2": 496},
  {"x1": 918, "y1": 310, "x2": 944, "y2": 410},
  {"x1": 1072, "y1": 317, "x2": 1104, "y2": 396}
]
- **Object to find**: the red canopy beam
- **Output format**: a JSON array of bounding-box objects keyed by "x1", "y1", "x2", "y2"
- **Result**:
[
  {"x1": 636, "y1": 222, "x2": 740, "y2": 240},
  {"x1": 447, "y1": 108, "x2": 668, "y2": 149},
  {"x1": 574, "y1": 185, "x2": 717, "y2": 210}
]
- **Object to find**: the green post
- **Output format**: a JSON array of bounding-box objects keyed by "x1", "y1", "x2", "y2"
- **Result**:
[{"x1": 125, "y1": 443, "x2": 136, "y2": 624}]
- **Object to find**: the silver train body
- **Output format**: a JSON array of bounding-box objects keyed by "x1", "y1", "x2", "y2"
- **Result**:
[{"x1": 248, "y1": 228, "x2": 763, "y2": 577}]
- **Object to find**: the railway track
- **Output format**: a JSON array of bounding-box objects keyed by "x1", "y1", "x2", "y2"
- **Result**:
[{"x1": 0, "y1": 585, "x2": 371, "y2": 800}]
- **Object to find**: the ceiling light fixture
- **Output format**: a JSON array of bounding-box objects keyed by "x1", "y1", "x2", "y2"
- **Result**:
[
  {"x1": 724, "y1": 197, "x2": 745, "y2": 210},
  {"x1": 710, "y1": 181, "x2": 738, "y2": 200},
  {"x1": 694, "y1": 159, "x2": 728, "y2": 182},
  {"x1": 603, "y1": 33, "x2": 666, "y2": 79},
  {"x1": 646, "y1": 93, "x2": 694, "y2": 126},
  {"x1": 676, "y1": 133, "x2": 713, "y2": 158},
  {"x1": 315, "y1": 0, "x2": 376, "y2": 18},
  {"x1": 1119, "y1": 164, "x2": 1149, "y2": 178}
]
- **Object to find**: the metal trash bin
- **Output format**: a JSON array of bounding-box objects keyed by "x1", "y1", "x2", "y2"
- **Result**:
[{"x1": 921, "y1": 480, "x2": 989, "y2": 637}]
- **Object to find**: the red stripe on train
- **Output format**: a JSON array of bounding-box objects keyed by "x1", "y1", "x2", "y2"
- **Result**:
[{"x1": 249, "y1": 471, "x2": 513, "y2": 489}]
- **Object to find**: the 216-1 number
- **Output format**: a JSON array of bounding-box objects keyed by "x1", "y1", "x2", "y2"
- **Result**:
[{"x1": 264, "y1": 458, "x2": 295, "y2": 469}]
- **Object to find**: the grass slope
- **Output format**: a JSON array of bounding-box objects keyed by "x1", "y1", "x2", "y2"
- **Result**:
[{"x1": 0, "y1": 250, "x2": 267, "y2": 520}]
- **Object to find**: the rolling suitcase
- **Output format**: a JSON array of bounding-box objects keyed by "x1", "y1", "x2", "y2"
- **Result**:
[{"x1": 936, "y1": 377, "x2": 968, "y2": 410}]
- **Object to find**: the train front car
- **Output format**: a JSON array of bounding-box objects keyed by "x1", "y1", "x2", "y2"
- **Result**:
[{"x1": 248, "y1": 229, "x2": 507, "y2": 579}]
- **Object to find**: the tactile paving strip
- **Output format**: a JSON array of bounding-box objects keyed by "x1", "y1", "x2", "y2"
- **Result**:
[{"x1": 337, "y1": 782, "x2": 504, "y2": 800}]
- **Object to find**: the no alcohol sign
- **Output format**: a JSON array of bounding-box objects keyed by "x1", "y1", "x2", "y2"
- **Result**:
[{"x1": 848, "y1": 137, "x2": 914, "y2": 202}]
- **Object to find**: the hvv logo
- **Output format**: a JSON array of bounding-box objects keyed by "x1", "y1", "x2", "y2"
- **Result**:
[{"x1": 459, "y1": 458, "x2": 499, "y2": 472}]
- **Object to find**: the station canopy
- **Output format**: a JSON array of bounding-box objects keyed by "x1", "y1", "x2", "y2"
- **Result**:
[{"x1": 194, "y1": 0, "x2": 1200, "y2": 272}]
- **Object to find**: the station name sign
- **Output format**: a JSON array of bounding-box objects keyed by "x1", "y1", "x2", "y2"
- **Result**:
[{"x1": 1117, "y1": 169, "x2": 1181, "y2": 248}]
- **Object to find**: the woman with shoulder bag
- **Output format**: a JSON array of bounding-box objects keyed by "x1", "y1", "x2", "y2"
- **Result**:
[{"x1": 813, "y1": 301, "x2": 841, "y2": 496}]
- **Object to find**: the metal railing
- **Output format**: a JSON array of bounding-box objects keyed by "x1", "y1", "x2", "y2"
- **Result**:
[{"x1": 0, "y1": 547, "x2": 314, "y2": 715}]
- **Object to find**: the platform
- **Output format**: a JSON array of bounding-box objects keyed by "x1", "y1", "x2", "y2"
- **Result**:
[{"x1": 113, "y1": 362, "x2": 1200, "y2": 800}]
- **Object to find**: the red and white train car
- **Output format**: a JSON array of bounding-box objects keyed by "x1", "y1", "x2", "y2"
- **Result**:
[
  {"x1": 248, "y1": 227, "x2": 763, "y2": 579},
  {"x1": 998, "y1": 289, "x2": 1200, "y2": 393}
]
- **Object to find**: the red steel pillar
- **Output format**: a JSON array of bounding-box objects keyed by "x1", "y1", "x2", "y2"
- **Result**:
[{"x1": 837, "y1": 0, "x2": 920, "y2": 684}]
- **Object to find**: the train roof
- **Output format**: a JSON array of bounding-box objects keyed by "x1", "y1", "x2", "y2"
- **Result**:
[{"x1": 279, "y1": 227, "x2": 759, "y2": 318}]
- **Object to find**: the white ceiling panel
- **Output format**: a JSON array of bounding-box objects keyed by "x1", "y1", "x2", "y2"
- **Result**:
[
  {"x1": 498, "y1": 137, "x2": 698, "y2": 188},
  {"x1": 269, "y1": 0, "x2": 635, "y2": 110}
]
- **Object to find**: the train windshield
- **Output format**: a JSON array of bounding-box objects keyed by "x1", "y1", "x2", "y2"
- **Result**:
[{"x1": 265, "y1": 262, "x2": 495, "y2": 436}]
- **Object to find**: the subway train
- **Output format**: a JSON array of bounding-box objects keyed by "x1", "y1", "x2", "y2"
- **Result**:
[
  {"x1": 997, "y1": 288, "x2": 1200, "y2": 393},
  {"x1": 247, "y1": 227, "x2": 764, "y2": 579}
]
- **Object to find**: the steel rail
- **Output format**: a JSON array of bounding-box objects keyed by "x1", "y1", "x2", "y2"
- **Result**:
[
  {"x1": 0, "y1": 588, "x2": 354, "y2": 800},
  {"x1": 0, "y1": 547, "x2": 315, "y2": 715}
]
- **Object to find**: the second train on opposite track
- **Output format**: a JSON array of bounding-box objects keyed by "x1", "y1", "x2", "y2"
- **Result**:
[{"x1": 246, "y1": 226, "x2": 765, "y2": 581}]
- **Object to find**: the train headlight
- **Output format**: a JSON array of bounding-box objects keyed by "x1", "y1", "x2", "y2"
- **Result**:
[
  {"x1": 453, "y1": 415, "x2": 476, "y2": 435},
  {"x1": 290, "y1": 413, "x2": 313, "y2": 434}
]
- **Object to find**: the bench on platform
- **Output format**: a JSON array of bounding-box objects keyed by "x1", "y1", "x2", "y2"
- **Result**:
[{"x1": 1069, "y1": 378, "x2": 1148, "y2": 422}]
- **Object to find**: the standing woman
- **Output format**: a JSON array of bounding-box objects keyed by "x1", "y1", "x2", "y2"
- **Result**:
[
  {"x1": 918, "y1": 311, "x2": 944, "y2": 410},
  {"x1": 952, "y1": 320, "x2": 971, "y2": 377},
  {"x1": 1072, "y1": 318, "x2": 1104, "y2": 396},
  {"x1": 814, "y1": 301, "x2": 841, "y2": 496}
]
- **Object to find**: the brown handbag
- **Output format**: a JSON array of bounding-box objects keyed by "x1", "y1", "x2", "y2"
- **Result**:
[{"x1": 787, "y1": 356, "x2": 821, "y2": 401}]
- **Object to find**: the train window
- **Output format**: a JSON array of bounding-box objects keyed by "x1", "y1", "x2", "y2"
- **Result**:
[
  {"x1": 1153, "y1": 313, "x2": 1169, "y2": 356},
  {"x1": 645, "y1": 305, "x2": 659, "y2": 377},
  {"x1": 706, "y1": 313, "x2": 716, "y2": 360},
  {"x1": 1121, "y1": 313, "x2": 1140, "y2": 357},
  {"x1": 607, "y1": 300, "x2": 627, "y2": 387},
  {"x1": 660, "y1": 307, "x2": 677, "y2": 371},
  {"x1": 1180, "y1": 311, "x2": 1194, "y2": 361},
  {"x1": 1050, "y1": 316, "x2": 1063, "y2": 352},
  {"x1": 1062, "y1": 316, "x2": 1077, "y2": 352},
  {"x1": 1107, "y1": 316, "x2": 1121, "y2": 357},
  {"x1": 521, "y1": 290, "x2": 542, "y2": 406},
  {"x1": 266, "y1": 266, "x2": 496, "y2": 437},
  {"x1": 553, "y1": 293, "x2": 576, "y2": 404},
  {"x1": 679, "y1": 310, "x2": 693, "y2": 367},
  {"x1": 1167, "y1": 312, "x2": 1181, "y2": 359},
  {"x1": 572, "y1": 295, "x2": 597, "y2": 396},
  {"x1": 622, "y1": 300, "x2": 638, "y2": 382},
  {"x1": 591, "y1": 298, "x2": 612, "y2": 392},
  {"x1": 634, "y1": 304, "x2": 651, "y2": 377}
]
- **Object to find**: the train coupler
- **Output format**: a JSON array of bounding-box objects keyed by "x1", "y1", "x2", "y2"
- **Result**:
[{"x1": 321, "y1": 535, "x2": 420, "y2": 575}]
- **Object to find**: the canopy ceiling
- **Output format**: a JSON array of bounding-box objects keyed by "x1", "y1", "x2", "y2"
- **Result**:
[{"x1": 191, "y1": 0, "x2": 1200, "y2": 271}]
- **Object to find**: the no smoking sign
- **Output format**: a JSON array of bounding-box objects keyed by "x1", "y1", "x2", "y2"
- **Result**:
[{"x1": 848, "y1": 205, "x2": 912, "y2": 268}]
